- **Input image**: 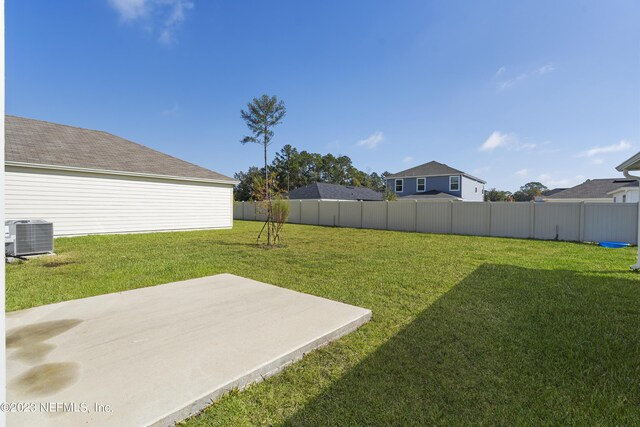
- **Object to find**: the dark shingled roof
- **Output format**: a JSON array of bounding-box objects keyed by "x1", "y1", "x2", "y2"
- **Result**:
[
  {"x1": 545, "y1": 178, "x2": 637, "y2": 199},
  {"x1": 386, "y1": 160, "x2": 486, "y2": 183},
  {"x1": 542, "y1": 188, "x2": 568, "y2": 196},
  {"x1": 5, "y1": 115, "x2": 235, "y2": 182},
  {"x1": 288, "y1": 183, "x2": 383, "y2": 201},
  {"x1": 399, "y1": 191, "x2": 460, "y2": 200}
]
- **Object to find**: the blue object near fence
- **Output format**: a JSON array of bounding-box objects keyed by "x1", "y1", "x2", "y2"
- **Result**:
[{"x1": 599, "y1": 241, "x2": 631, "y2": 248}]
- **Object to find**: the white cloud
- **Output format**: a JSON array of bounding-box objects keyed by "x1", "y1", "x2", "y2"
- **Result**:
[
  {"x1": 158, "y1": 0, "x2": 193, "y2": 45},
  {"x1": 108, "y1": 0, "x2": 193, "y2": 45},
  {"x1": 480, "y1": 131, "x2": 513, "y2": 151},
  {"x1": 357, "y1": 131, "x2": 383, "y2": 149},
  {"x1": 578, "y1": 140, "x2": 633, "y2": 167},
  {"x1": 499, "y1": 73, "x2": 527, "y2": 90},
  {"x1": 497, "y1": 63, "x2": 556, "y2": 90},
  {"x1": 581, "y1": 140, "x2": 632, "y2": 157},
  {"x1": 479, "y1": 131, "x2": 538, "y2": 152},
  {"x1": 537, "y1": 63, "x2": 556, "y2": 74},
  {"x1": 109, "y1": 0, "x2": 148, "y2": 20},
  {"x1": 402, "y1": 156, "x2": 414, "y2": 164},
  {"x1": 515, "y1": 169, "x2": 528, "y2": 177}
]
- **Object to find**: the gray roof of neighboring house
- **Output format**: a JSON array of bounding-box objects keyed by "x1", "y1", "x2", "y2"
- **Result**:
[
  {"x1": 545, "y1": 178, "x2": 637, "y2": 199},
  {"x1": 5, "y1": 115, "x2": 235, "y2": 182},
  {"x1": 542, "y1": 188, "x2": 568, "y2": 196},
  {"x1": 288, "y1": 183, "x2": 383, "y2": 201},
  {"x1": 386, "y1": 160, "x2": 486, "y2": 183},
  {"x1": 399, "y1": 191, "x2": 460, "y2": 200}
]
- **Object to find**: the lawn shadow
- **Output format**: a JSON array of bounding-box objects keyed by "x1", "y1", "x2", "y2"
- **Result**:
[
  {"x1": 215, "y1": 241, "x2": 265, "y2": 249},
  {"x1": 215, "y1": 241, "x2": 290, "y2": 250},
  {"x1": 282, "y1": 264, "x2": 640, "y2": 426}
]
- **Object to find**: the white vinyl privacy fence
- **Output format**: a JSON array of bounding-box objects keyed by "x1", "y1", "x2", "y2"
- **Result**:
[{"x1": 234, "y1": 200, "x2": 639, "y2": 244}]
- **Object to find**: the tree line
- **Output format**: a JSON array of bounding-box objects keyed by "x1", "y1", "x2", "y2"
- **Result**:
[
  {"x1": 484, "y1": 182, "x2": 550, "y2": 202},
  {"x1": 235, "y1": 94, "x2": 553, "y2": 208},
  {"x1": 234, "y1": 144, "x2": 390, "y2": 201}
]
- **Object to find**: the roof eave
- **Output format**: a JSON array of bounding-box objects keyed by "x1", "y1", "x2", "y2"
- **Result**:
[
  {"x1": 462, "y1": 173, "x2": 487, "y2": 184},
  {"x1": 606, "y1": 187, "x2": 638, "y2": 195},
  {"x1": 616, "y1": 151, "x2": 640, "y2": 171},
  {"x1": 5, "y1": 161, "x2": 240, "y2": 185}
]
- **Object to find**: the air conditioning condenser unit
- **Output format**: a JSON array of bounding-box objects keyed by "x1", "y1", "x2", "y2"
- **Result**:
[{"x1": 5, "y1": 220, "x2": 54, "y2": 257}]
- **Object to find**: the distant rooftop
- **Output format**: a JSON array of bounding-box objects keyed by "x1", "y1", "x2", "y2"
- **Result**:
[
  {"x1": 542, "y1": 188, "x2": 568, "y2": 197},
  {"x1": 387, "y1": 160, "x2": 486, "y2": 183},
  {"x1": 399, "y1": 191, "x2": 460, "y2": 200},
  {"x1": 5, "y1": 115, "x2": 235, "y2": 182},
  {"x1": 288, "y1": 182, "x2": 383, "y2": 201},
  {"x1": 545, "y1": 178, "x2": 637, "y2": 199}
]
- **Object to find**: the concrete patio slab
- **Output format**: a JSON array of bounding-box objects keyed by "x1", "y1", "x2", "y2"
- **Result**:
[{"x1": 6, "y1": 274, "x2": 371, "y2": 426}]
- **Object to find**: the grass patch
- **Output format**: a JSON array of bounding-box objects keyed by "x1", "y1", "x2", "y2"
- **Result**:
[{"x1": 7, "y1": 221, "x2": 640, "y2": 425}]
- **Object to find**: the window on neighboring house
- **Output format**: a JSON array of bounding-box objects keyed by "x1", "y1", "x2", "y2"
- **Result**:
[
  {"x1": 623, "y1": 194, "x2": 627, "y2": 203},
  {"x1": 395, "y1": 179, "x2": 403, "y2": 193},
  {"x1": 475, "y1": 187, "x2": 478, "y2": 193},
  {"x1": 417, "y1": 177, "x2": 426, "y2": 192},
  {"x1": 614, "y1": 196, "x2": 617, "y2": 203},
  {"x1": 449, "y1": 176, "x2": 460, "y2": 191}
]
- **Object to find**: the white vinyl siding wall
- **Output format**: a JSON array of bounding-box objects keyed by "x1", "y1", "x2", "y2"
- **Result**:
[
  {"x1": 5, "y1": 166, "x2": 233, "y2": 236},
  {"x1": 610, "y1": 188, "x2": 639, "y2": 203},
  {"x1": 461, "y1": 175, "x2": 484, "y2": 202}
]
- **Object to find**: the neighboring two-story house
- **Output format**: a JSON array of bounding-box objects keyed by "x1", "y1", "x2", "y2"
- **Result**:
[{"x1": 386, "y1": 161, "x2": 486, "y2": 201}]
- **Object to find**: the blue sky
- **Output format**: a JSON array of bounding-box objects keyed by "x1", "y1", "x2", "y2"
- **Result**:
[{"x1": 7, "y1": 0, "x2": 640, "y2": 191}]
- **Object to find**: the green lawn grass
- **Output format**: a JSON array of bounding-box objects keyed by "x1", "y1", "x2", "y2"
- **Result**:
[{"x1": 6, "y1": 221, "x2": 640, "y2": 425}]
